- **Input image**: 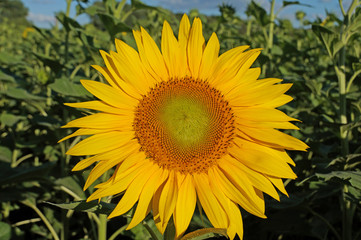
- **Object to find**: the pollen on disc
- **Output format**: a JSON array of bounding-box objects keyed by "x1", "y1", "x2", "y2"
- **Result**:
[{"x1": 133, "y1": 77, "x2": 235, "y2": 174}]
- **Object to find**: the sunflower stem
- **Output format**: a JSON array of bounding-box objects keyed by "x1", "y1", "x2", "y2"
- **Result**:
[
  {"x1": 22, "y1": 200, "x2": 60, "y2": 240},
  {"x1": 266, "y1": 0, "x2": 276, "y2": 75},
  {"x1": 98, "y1": 214, "x2": 108, "y2": 240},
  {"x1": 98, "y1": 171, "x2": 110, "y2": 240},
  {"x1": 336, "y1": 2, "x2": 360, "y2": 239}
]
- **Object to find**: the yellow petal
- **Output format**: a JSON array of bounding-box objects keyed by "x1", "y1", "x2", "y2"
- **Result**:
[
  {"x1": 224, "y1": 155, "x2": 280, "y2": 201},
  {"x1": 127, "y1": 168, "x2": 168, "y2": 229},
  {"x1": 208, "y1": 170, "x2": 244, "y2": 239},
  {"x1": 236, "y1": 119, "x2": 300, "y2": 130},
  {"x1": 92, "y1": 65, "x2": 141, "y2": 99},
  {"x1": 228, "y1": 82, "x2": 292, "y2": 107},
  {"x1": 83, "y1": 141, "x2": 140, "y2": 190},
  {"x1": 61, "y1": 113, "x2": 133, "y2": 130},
  {"x1": 234, "y1": 107, "x2": 298, "y2": 122},
  {"x1": 80, "y1": 80, "x2": 137, "y2": 109},
  {"x1": 178, "y1": 14, "x2": 190, "y2": 48},
  {"x1": 174, "y1": 174, "x2": 196, "y2": 237},
  {"x1": 258, "y1": 94, "x2": 293, "y2": 108},
  {"x1": 187, "y1": 17, "x2": 205, "y2": 78},
  {"x1": 58, "y1": 128, "x2": 107, "y2": 143},
  {"x1": 115, "y1": 38, "x2": 157, "y2": 89},
  {"x1": 108, "y1": 163, "x2": 159, "y2": 218},
  {"x1": 266, "y1": 175, "x2": 289, "y2": 197},
  {"x1": 208, "y1": 45, "x2": 250, "y2": 85},
  {"x1": 216, "y1": 160, "x2": 266, "y2": 217},
  {"x1": 66, "y1": 131, "x2": 135, "y2": 156},
  {"x1": 156, "y1": 170, "x2": 178, "y2": 234},
  {"x1": 193, "y1": 173, "x2": 228, "y2": 228},
  {"x1": 229, "y1": 139, "x2": 297, "y2": 178},
  {"x1": 237, "y1": 126, "x2": 308, "y2": 151},
  {"x1": 161, "y1": 21, "x2": 180, "y2": 78},
  {"x1": 87, "y1": 158, "x2": 150, "y2": 201},
  {"x1": 65, "y1": 101, "x2": 128, "y2": 115},
  {"x1": 72, "y1": 144, "x2": 136, "y2": 172},
  {"x1": 177, "y1": 14, "x2": 191, "y2": 77},
  {"x1": 135, "y1": 27, "x2": 169, "y2": 81},
  {"x1": 198, "y1": 33, "x2": 219, "y2": 81},
  {"x1": 225, "y1": 201, "x2": 243, "y2": 240}
]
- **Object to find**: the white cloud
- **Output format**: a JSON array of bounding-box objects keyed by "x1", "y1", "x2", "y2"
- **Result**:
[{"x1": 27, "y1": 12, "x2": 56, "y2": 24}]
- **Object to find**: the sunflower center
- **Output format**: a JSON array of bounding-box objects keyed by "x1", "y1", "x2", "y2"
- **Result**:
[
  {"x1": 134, "y1": 77, "x2": 234, "y2": 174},
  {"x1": 159, "y1": 96, "x2": 210, "y2": 148}
]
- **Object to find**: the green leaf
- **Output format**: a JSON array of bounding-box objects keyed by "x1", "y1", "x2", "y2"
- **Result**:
[
  {"x1": 352, "y1": 62, "x2": 361, "y2": 72},
  {"x1": 283, "y1": 1, "x2": 311, "y2": 8},
  {"x1": 312, "y1": 25, "x2": 343, "y2": 58},
  {"x1": 4, "y1": 87, "x2": 46, "y2": 100},
  {"x1": 0, "y1": 112, "x2": 26, "y2": 127},
  {"x1": 0, "y1": 70, "x2": 15, "y2": 82},
  {"x1": 55, "y1": 176, "x2": 86, "y2": 199},
  {"x1": 131, "y1": 0, "x2": 158, "y2": 11},
  {"x1": 97, "y1": 13, "x2": 132, "y2": 39},
  {"x1": 246, "y1": 1, "x2": 269, "y2": 26},
  {"x1": 316, "y1": 171, "x2": 361, "y2": 190},
  {"x1": 0, "y1": 52, "x2": 22, "y2": 65},
  {"x1": 0, "y1": 146, "x2": 12, "y2": 163},
  {"x1": 56, "y1": 12, "x2": 82, "y2": 32},
  {"x1": 0, "y1": 222, "x2": 11, "y2": 240},
  {"x1": 181, "y1": 228, "x2": 227, "y2": 240},
  {"x1": 46, "y1": 200, "x2": 116, "y2": 215},
  {"x1": 0, "y1": 162, "x2": 55, "y2": 185},
  {"x1": 345, "y1": 7, "x2": 361, "y2": 33},
  {"x1": 33, "y1": 53, "x2": 63, "y2": 74},
  {"x1": 49, "y1": 78, "x2": 91, "y2": 97}
]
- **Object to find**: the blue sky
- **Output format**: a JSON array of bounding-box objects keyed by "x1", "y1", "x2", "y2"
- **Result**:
[{"x1": 23, "y1": 0, "x2": 350, "y2": 28}]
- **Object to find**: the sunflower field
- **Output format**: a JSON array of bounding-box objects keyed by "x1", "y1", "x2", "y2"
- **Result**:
[{"x1": 1, "y1": 0, "x2": 361, "y2": 239}]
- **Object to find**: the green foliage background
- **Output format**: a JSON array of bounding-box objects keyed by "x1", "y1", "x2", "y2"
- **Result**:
[{"x1": 0, "y1": 0, "x2": 360, "y2": 239}]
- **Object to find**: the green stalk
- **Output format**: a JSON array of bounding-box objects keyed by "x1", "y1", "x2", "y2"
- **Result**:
[
  {"x1": 64, "y1": 0, "x2": 72, "y2": 66},
  {"x1": 336, "y1": 45, "x2": 348, "y2": 156},
  {"x1": 98, "y1": 171, "x2": 110, "y2": 240},
  {"x1": 22, "y1": 200, "x2": 60, "y2": 240},
  {"x1": 98, "y1": 214, "x2": 108, "y2": 240},
  {"x1": 267, "y1": 0, "x2": 276, "y2": 75},
  {"x1": 337, "y1": 2, "x2": 359, "y2": 240}
]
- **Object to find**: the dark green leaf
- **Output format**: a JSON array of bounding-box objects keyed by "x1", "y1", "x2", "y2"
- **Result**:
[
  {"x1": 4, "y1": 87, "x2": 45, "y2": 100},
  {"x1": 283, "y1": 1, "x2": 312, "y2": 8},
  {"x1": 46, "y1": 200, "x2": 116, "y2": 215},
  {"x1": 312, "y1": 25, "x2": 343, "y2": 57},
  {"x1": 55, "y1": 176, "x2": 86, "y2": 199},
  {"x1": 131, "y1": 0, "x2": 158, "y2": 11},
  {"x1": 0, "y1": 146, "x2": 12, "y2": 163},
  {"x1": 352, "y1": 62, "x2": 361, "y2": 72},
  {"x1": 181, "y1": 228, "x2": 227, "y2": 240},
  {"x1": 246, "y1": 1, "x2": 269, "y2": 26},
  {"x1": 49, "y1": 78, "x2": 91, "y2": 97},
  {"x1": 0, "y1": 222, "x2": 11, "y2": 240},
  {"x1": 0, "y1": 162, "x2": 55, "y2": 185},
  {"x1": 97, "y1": 13, "x2": 132, "y2": 39},
  {"x1": 33, "y1": 53, "x2": 63, "y2": 74},
  {"x1": 316, "y1": 171, "x2": 361, "y2": 190},
  {"x1": 0, "y1": 112, "x2": 26, "y2": 127},
  {"x1": 0, "y1": 70, "x2": 15, "y2": 82},
  {"x1": 56, "y1": 12, "x2": 82, "y2": 32},
  {"x1": 0, "y1": 52, "x2": 22, "y2": 65}
]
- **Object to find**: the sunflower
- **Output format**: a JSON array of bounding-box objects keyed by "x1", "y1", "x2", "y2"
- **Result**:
[{"x1": 61, "y1": 14, "x2": 308, "y2": 239}]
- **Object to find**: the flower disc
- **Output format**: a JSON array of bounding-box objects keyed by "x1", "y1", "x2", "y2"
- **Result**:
[{"x1": 134, "y1": 77, "x2": 234, "y2": 173}]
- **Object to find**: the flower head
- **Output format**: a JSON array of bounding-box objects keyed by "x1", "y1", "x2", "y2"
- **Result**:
[{"x1": 61, "y1": 14, "x2": 308, "y2": 239}]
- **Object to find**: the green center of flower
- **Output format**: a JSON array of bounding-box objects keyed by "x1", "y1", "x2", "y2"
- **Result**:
[
  {"x1": 133, "y1": 77, "x2": 235, "y2": 174},
  {"x1": 159, "y1": 96, "x2": 211, "y2": 149}
]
